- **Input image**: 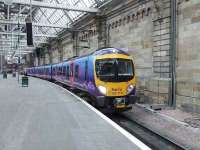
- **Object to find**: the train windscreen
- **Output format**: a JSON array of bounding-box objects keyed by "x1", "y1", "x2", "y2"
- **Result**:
[{"x1": 95, "y1": 58, "x2": 134, "y2": 82}]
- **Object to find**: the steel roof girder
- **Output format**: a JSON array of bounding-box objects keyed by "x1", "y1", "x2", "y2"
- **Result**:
[
  {"x1": 0, "y1": 39, "x2": 47, "y2": 43},
  {"x1": 0, "y1": 0, "x2": 100, "y2": 13},
  {"x1": 0, "y1": 19, "x2": 68, "y2": 28},
  {"x1": 0, "y1": 31, "x2": 57, "y2": 37}
]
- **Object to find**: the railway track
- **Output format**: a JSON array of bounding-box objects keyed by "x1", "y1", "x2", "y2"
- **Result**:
[{"x1": 107, "y1": 113, "x2": 186, "y2": 150}]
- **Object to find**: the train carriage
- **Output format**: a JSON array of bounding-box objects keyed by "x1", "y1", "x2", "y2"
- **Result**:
[
  {"x1": 27, "y1": 48, "x2": 137, "y2": 112},
  {"x1": 44, "y1": 65, "x2": 52, "y2": 80}
]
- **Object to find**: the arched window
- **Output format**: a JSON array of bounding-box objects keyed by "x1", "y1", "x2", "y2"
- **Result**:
[
  {"x1": 108, "y1": 24, "x2": 111, "y2": 30},
  {"x1": 147, "y1": 7, "x2": 151, "y2": 16},
  {"x1": 88, "y1": 31, "x2": 91, "y2": 37},
  {"x1": 132, "y1": 14, "x2": 135, "y2": 21},
  {"x1": 136, "y1": 12, "x2": 140, "y2": 19},
  {"x1": 112, "y1": 22, "x2": 115, "y2": 29},
  {"x1": 123, "y1": 17, "x2": 126, "y2": 25},
  {"x1": 85, "y1": 33, "x2": 88, "y2": 39},
  {"x1": 142, "y1": 9, "x2": 145, "y2": 18},
  {"x1": 119, "y1": 19, "x2": 122, "y2": 26},
  {"x1": 127, "y1": 15, "x2": 130, "y2": 23},
  {"x1": 115, "y1": 21, "x2": 118, "y2": 28}
]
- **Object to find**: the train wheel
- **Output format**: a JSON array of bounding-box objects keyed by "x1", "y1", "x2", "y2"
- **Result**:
[
  {"x1": 82, "y1": 96, "x2": 91, "y2": 103},
  {"x1": 91, "y1": 100, "x2": 96, "y2": 107}
]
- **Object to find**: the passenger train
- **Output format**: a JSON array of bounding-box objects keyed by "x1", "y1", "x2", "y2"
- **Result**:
[{"x1": 26, "y1": 47, "x2": 137, "y2": 112}]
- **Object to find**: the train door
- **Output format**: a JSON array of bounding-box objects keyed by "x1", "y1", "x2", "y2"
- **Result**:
[
  {"x1": 66, "y1": 65, "x2": 70, "y2": 81},
  {"x1": 50, "y1": 65, "x2": 52, "y2": 80},
  {"x1": 62, "y1": 64, "x2": 66, "y2": 81},
  {"x1": 52, "y1": 66, "x2": 54, "y2": 79},
  {"x1": 84, "y1": 58, "x2": 88, "y2": 89},
  {"x1": 52, "y1": 65, "x2": 56, "y2": 80},
  {"x1": 56, "y1": 65, "x2": 58, "y2": 80},
  {"x1": 69, "y1": 62, "x2": 74, "y2": 86},
  {"x1": 59, "y1": 65, "x2": 61, "y2": 80}
]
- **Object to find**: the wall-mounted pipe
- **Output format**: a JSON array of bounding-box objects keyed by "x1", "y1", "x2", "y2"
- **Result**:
[{"x1": 170, "y1": 0, "x2": 177, "y2": 107}]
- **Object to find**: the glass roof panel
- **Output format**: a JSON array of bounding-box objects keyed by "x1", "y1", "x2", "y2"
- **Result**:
[
  {"x1": 31, "y1": 0, "x2": 105, "y2": 43},
  {"x1": 0, "y1": 0, "x2": 106, "y2": 54}
]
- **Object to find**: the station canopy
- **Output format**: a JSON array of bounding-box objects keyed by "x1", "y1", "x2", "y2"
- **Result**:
[{"x1": 0, "y1": 0, "x2": 105, "y2": 57}]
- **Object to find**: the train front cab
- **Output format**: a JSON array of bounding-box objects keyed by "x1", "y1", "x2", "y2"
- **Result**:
[{"x1": 94, "y1": 53, "x2": 137, "y2": 112}]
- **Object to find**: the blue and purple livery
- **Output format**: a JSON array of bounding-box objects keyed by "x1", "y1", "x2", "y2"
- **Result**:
[{"x1": 26, "y1": 48, "x2": 137, "y2": 112}]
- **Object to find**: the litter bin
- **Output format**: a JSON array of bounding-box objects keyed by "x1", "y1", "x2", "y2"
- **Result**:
[
  {"x1": 3, "y1": 72, "x2": 7, "y2": 79},
  {"x1": 22, "y1": 76, "x2": 28, "y2": 87},
  {"x1": 12, "y1": 72, "x2": 16, "y2": 77}
]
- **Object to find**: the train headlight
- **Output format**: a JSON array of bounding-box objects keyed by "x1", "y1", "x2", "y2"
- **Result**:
[
  {"x1": 98, "y1": 85, "x2": 107, "y2": 95},
  {"x1": 127, "y1": 84, "x2": 134, "y2": 94}
]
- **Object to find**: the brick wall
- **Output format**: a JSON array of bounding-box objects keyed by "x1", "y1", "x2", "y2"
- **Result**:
[
  {"x1": 176, "y1": 0, "x2": 200, "y2": 112},
  {"x1": 105, "y1": 0, "x2": 171, "y2": 105}
]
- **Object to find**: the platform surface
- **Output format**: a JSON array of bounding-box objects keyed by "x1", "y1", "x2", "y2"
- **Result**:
[{"x1": 0, "y1": 75, "x2": 144, "y2": 150}]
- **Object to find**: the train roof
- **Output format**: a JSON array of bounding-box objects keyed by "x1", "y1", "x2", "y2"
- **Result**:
[
  {"x1": 64, "y1": 47, "x2": 130, "y2": 61},
  {"x1": 29, "y1": 48, "x2": 130, "y2": 69},
  {"x1": 92, "y1": 47, "x2": 130, "y2": 56}
]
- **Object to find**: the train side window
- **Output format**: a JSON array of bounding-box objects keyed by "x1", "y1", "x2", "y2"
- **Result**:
[
  {"x1": 75, "y1": 65, "x2": 79, "y2": 79},
  {"x1": 85, "y1": 60, "x2": 88, "y2": 81},
  {"x1": 66, "y1": 66, "x2": 70, "y2": 79}
]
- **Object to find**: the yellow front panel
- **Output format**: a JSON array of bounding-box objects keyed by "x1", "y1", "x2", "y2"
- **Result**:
[
  {"x1": 95, "y1": 54, "x2": 130, "y2": 60},
  {"x1": 94, "y1": 54, "x2": 136, "y2": 97},
  {"x1": 95, "y1": 78, "x2": 136, "y2": 96}
]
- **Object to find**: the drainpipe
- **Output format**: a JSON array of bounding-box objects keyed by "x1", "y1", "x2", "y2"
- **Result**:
[
  {"x1": 170, "y1": 0, "x2": 177, "y2": 107},
  {"x1": 0, "y1": 55, "x2": 3, "y2": 73},
  {"x1": 72, "y1": 31, "x2": 78, "y2": 56}
]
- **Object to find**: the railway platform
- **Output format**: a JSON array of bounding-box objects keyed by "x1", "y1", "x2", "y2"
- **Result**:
[{"x1": 0, "y1": 75, "x2": 150, "y2": 150}]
